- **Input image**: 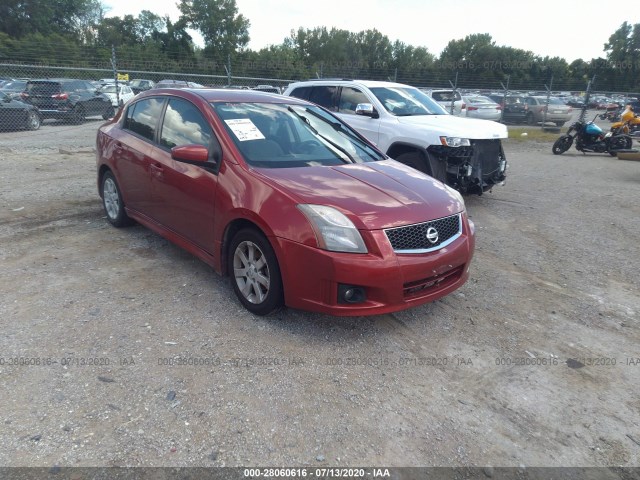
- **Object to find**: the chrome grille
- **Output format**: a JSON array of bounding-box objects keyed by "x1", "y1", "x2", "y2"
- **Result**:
[{"x1": 385, "y1": 214, "x2": 462, "y2": 253}]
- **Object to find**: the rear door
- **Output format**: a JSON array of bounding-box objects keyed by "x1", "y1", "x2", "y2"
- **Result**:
[{"x1": 110, "y1": 97, "x2": 164, "y2": 213}]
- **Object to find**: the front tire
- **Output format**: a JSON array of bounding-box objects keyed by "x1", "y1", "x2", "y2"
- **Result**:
[
  {"x1": 395, "y1": 151, "x2": 431, "y2": 175},
  {"x1": 101, "y1": 171, "x2": 133, "y2": 227},
  {"x1": 25, "y1": 110, "x2": 41, "y2": 130},
  {"x1": 229, "y1": 229, "x2": 283, "y2": 316},
  {"x1": 552, "y1": 136, "x2": 572, "y2": 155}
]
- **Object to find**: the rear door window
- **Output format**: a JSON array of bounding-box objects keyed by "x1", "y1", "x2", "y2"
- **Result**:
[{"x1": 309, "y1": 86, "x2": 339, "y2": 111}]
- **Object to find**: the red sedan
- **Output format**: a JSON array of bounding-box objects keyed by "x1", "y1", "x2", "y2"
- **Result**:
[{"x1": 96, "y1": 88, "x2": 475, "y2": 316}]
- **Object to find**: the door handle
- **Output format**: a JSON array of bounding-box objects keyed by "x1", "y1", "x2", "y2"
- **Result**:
[{"x1": 150, "y1": 163, "x2": 164, "y2": 179}]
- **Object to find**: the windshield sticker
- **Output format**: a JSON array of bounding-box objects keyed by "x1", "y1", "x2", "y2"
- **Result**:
[{"x1": 224, "y1": 118, "x2": 265, "y2": 141}]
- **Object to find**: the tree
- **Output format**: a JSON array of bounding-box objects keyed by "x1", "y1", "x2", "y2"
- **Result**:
[
  {"x1": 177, "y1": 0, "x2": 249, "y2": 62},
  {"x1": 604, "y1": 22, "x2": 640, "y2": 90},
  {"x1": 0, "y1": 0, "x2": 104, "y2": 40}
]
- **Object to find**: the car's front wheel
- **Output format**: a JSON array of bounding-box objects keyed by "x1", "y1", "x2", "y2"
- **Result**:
[
  {"x1": 229, "y1": 228, "x2": 283, "y2": 316},
  {"x1": 25, "y1": 110, "x2": 41, "y2": 130},
  {"x1": 101, "y1": 171, "x2": 133, "y2": 227},
  {"x1": 395, "y1": 151, "x2": 431, "y2": 176}
]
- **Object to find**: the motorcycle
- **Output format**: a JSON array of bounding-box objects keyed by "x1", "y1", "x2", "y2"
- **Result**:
[
  {"x1": 609, "y1": 106, "x2": 640, "y2": 136},
  {"x1": 552, "y1": 114, "x2": 632, "y2": 156},
  {"x1": 599, "y1": 108, "x2": 621, "y2": 122}
]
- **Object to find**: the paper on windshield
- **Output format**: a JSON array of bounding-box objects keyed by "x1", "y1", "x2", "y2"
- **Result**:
[{"x1": 224, "y1": 119, "x2": 265, "y2": 141}]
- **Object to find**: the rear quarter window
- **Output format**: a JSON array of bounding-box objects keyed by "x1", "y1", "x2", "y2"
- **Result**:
[
  {"x1": 288, "y1": 86, "x2": 312, "y2": 100},
  {"x1": 124, "y1": 98, "x2": 164, "y2": 141}
]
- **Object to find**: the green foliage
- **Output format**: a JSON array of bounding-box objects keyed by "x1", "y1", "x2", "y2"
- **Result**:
[
  {"x1": 1, "y1": 2, "x2": 639, "y2": 93},
  {"x1": 178, "y1": 0, "x2": 249, "y2": 63}
]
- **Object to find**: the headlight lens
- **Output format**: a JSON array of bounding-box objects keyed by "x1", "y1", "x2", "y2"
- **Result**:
[
  {"x1": 297, "y1": 204, "x2": 367, "y2": 253},
  {"x1": 440, "y1": 136, "x2": 471, "y2": 147}
]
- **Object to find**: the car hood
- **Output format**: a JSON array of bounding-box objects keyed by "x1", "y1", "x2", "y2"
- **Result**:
[
  {"x1": 256, "y1": 159, "x2": 464, "y2": 230},
  {"x1": 396, "y1": 114, "x2": 508, "y2": 139}
]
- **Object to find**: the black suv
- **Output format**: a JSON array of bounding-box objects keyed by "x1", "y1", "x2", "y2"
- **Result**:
[{"x1": 21, "y1": 79, "x2": 114, "y2": 123}]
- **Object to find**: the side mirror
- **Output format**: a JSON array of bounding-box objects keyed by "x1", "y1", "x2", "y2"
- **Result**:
[
  {"x1": 171, "y1": 144, "x2": 209, "y2": 164},
  {"x1": 172, "y1": 142, "x2": 222, "y2": 171},
  {"x1": 355, "y1": 103, "x2": 378, "y2": 118}
]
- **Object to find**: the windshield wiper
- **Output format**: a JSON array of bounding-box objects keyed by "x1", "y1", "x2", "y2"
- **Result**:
[
  {"x1": 301, "y1": 108, "x2": 381, "y2": 161},
  {"x1": 287, "y1": 106, "x2": 355, "y2": 163}
]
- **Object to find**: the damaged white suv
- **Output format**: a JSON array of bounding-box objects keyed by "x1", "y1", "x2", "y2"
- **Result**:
[{"x1": 283, "y1": 79, "x2": 508, "y2": 194}]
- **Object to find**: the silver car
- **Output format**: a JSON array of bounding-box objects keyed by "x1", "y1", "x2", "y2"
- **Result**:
[
  {"x1": 524, "y1": 96, "x2": 573, "y2": 127},
  {"x1": 461, "y1": 95, "x2": 502, "y2": 121}
]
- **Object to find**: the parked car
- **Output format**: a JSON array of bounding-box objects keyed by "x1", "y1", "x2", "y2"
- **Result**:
[
  {"x1": 0, "y1": 80, "x2": 28, "y2": 100},
  {"x1": 129, "y1": 79, "x2": 155, "y2": 94},
  {"x1": 96, "y1": 88, "x2": 475, "y2": 316},
  {"x1": 284, "y1": 79, "x2": 507, "y2": 194},
  {"x1": 99, "y1": 83, "x2": 135, "y2": 107},
  {"x1": 252, "y1": 85, "x2": 280, "y2": 94},
  {"x1": 21, "y1": 78, "x2": 114, "y2": 123},
  {"x1": 423, "y1": 89, "x2": 465, "y2": 115},
  {"x1": 461, "y1": 95, "x2": 501, "y2": 121},
  {"x1": 565, "y1": 96, "x2": 586, "y2": 108},
  {"x1": 153, "y1": 79, "x2": 204, "y2": 89},
  {"x1": 0, "y1": 92, "x2": 41, "y2": 131},
  {"x1": 523, "y1": 96, "x2": 573, "y2": 127},
  {"x1": 487, "y1": 94, "x2": 530, "y2": 124}
]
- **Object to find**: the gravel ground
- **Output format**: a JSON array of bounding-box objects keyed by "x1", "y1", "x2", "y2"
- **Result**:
[{"x1": 0, "y1": 116, "x2": 639, "y2": 470}]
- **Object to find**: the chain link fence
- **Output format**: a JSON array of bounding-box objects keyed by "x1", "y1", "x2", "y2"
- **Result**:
[{"x1": 1, "y1": 53, "x2": 638, "y2": 133}]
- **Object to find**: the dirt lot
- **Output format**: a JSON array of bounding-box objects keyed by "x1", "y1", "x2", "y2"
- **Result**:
[{"x1": 1, "y1": 118, "x2": 639, "y2": 471}]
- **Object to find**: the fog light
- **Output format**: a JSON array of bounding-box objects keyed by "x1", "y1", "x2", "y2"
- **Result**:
[
  {"x1": 338, "y1": 284, "x2": 367, "y2": 304},
  {"x1": 466, "y1": 165, "x2": 473, "y2": 177}
]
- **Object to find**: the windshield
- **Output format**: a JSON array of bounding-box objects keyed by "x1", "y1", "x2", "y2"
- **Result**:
[
  {"x1": 101, "y1": 85, "x2": 118, "y2": 93},
  {"x1": 369, "y1": 86, "x2": 449, "y2": 116},
  {"x1": 212, "y1": 102, "x2": 385, "y2": 168}
]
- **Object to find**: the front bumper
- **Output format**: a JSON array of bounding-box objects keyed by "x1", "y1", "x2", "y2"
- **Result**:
[
  {"x1": 273, "y1": 222, "x2": 474, "y2": 316},
  {"x1": 427, "y1": 139, "x2": 507, "y2": 195}
]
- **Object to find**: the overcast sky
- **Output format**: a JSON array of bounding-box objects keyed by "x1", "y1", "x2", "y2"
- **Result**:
[{"x1": 103, "y1": 0, "x2": 634, "y2": 62}]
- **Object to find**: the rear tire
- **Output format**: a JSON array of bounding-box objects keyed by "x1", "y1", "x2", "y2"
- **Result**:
[
  {"x1": 71, "y1": 105, "x2": 84, "y2": 124},
  {"x1": 526, "y1": 112, "x2": 535, "y2": 125},
  {"x1": 608, "y1": 136, "x2": 633, "y2": 155},
  {"x1": 101, "y1": 171, "x2": 133, "y2": 227},
  {"x1": 552, "y1": 136, "x2": 572, "y2": 155},
  {"x1": 102, "y1": 105, "x2": 115, "y2": 120}
]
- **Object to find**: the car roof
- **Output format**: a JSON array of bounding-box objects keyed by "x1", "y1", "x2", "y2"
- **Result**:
[
  {"x1": 138, "y1": 87, "x2": 311, "y2": 105},
  {"x1": 288, "y1": 79, "x2": 415, "y2": 89}
]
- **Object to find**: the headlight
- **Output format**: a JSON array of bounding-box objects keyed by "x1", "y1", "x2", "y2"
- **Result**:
[
  {"x1": 440, "y1": 136, "x2": 471, "y2": 147},
  {"x1": 297, "y1": 204, "x2": 367, "y2": 253}
]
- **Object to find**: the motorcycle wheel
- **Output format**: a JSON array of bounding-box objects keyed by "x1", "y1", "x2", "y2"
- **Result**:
[
  {"x1": 552, "y1": 135, "x2": 573, "y2": 155},
  {"x1": 608, "y1": 136, "x2": 633, "y2": 156}
]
